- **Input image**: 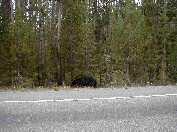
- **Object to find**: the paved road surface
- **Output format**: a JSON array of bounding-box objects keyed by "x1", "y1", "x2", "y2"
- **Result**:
[{"x1": 0, "y1": 86, "x2": 177, "y2": 132}]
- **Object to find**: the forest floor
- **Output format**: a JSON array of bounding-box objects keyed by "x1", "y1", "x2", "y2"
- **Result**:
[{"x1": 0, "y1": 85, "x2": 176, "y2": 92}]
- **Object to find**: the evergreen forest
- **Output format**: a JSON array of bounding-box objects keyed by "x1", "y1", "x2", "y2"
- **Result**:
[{"x1": 0, "y1": 0, "x2": 177, "y2": 88}]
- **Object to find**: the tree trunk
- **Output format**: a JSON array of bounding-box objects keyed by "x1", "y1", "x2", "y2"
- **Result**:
[
  {"x1": 56, "y1": 0, "x2": 64, "y2": 85},
  {"x1": 161, "y1": 35, "x2": 167, "y2": 85},
  {"x1": 50, "y1": 0, "x2": 63, "y2": 85},
  {"x1": 14, "y1": 0, "x2": 25, "y2": 87},
  {"x1": 37, "y1": 0, "x2": 46, "y2": 86},
  {"x1": 1, "y1": 0, "x2": 12, "y2": 21}
]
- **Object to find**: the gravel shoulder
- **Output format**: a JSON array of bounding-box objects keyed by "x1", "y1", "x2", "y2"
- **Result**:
[{"x1": 0, "y1": 85, "x2": 177, "y2": 102}]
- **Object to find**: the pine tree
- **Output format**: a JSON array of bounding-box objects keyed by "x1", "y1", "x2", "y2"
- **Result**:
[{"x1": 0, "y1": 0, "x2": 12, "y2": 86}]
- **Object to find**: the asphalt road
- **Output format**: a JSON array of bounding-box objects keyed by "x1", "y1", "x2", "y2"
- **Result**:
[{"x1": 0, "y1": 86, "x2": 177, "y2": 132}]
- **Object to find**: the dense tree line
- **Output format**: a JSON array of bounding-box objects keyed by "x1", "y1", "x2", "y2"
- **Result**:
[{"x1": 0, "y1": 0, "x2": 176, "y2": 88}]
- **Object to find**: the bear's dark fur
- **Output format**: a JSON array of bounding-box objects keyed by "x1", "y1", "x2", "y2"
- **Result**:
[{"x1": 71, "y1": 75, "x2": 97, "y2": 88}]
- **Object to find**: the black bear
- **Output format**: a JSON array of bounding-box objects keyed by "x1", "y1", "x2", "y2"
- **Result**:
[{"x1": 71, "y1": 75, "x2": 97, "y2": 88}]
